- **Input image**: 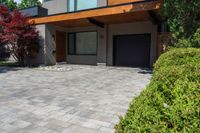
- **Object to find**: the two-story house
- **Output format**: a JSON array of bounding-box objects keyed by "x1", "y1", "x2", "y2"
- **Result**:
[{"x1": 22, "y1": 0, "x2": 166, "y2": 67}]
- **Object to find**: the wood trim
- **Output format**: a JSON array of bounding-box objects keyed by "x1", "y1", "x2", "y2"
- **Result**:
[
  {"x1": 56, "y1": 31, "x2": 66, "y2": 62},
  {"x1": 30, "y1": 0, "x2": 161, "y2": 25},
  {"x1": 108, "y1": 0, "x2": 145, "y2": 6},
  {"x1": 148, "y1": 10, "x2": 161, "y2": 24}
]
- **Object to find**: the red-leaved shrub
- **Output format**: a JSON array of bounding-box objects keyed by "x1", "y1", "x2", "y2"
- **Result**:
[{"x1": 0, "y1": 4, "x2": 40, "y2": 65}]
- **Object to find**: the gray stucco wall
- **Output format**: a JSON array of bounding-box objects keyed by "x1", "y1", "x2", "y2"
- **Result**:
[
  {"x1": 20, "y1": 7, "x2": 48, "y2": 17},
  {"x1": 27, "y1": 24, "x2": 67, "y2": 66},
  {"x1": 97, "y1": 25, "x2": 107, "y2": 64},
  {"x1": 25, "y1": 24, "x2": 46, "y2": 66},
  {"x1": 42, "y1": 0, "x2": 68, "y2": 15},
  {"x1": 97, "y1": 0, "x2": 107, "y2": 7},
  {"x1": 44, "y1": 25, "x2": 56, "y2": 65},
  {"x1": 107, "y1": 22, "x2": 158, "y2": 66},
  {"x1": 42, "y1": 0, "x2": 107, "y2": 15}
]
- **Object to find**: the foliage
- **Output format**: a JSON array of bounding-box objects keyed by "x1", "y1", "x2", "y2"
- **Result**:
[
  {"x1": 0, "y1": 61, "x2": 18, "y2": 67},
  {"x1": 0, "y1": 0, "x2": 41, "y2": 10},
  {"x1": 192, "y1": 28, "x2": 200, "y2": 47},
  {"x1": 0, "y1": 0, "x2": 17, "y2": 11},
  {"x1": 175, "y1": 38, "x2": 192, "y2": 48},
  {"x1": 0, "y1": 5, "x2": 40, "y2": 66},
  {"x1": 173, "y1": 28, "x2": 200, "y2": 48},
  {"x1": 18, "y1": 0, "x2": 41, "y2": 9},
  {"x1": 115, "y1": 48, "x2": 200, "y2": 132},
  {"x1": 162, "y1": 0, "x2": 200, "y2": 39}
]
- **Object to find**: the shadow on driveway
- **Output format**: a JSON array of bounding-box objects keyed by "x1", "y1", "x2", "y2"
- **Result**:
[
  {"x1": 0, "y1": 67, "x2": 22, "y2": 74},
  {"x1": 137, "y1": 67, "x2": 153, "y2": 74}
]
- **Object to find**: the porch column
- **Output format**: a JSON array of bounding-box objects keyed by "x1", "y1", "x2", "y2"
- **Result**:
[
  {"x1": 25, "y1": 24, "x2": 46, "y2": 66},
  {"x1": 97, "y1": 25, "x2": 107, "y2": 66}
]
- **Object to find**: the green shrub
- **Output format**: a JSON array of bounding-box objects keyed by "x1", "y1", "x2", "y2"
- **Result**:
[
  {"x1": 154, "y1": 48, "x2": 200, "y2": 70},
  {"x1": 115, "y1": 48, "x2": 200, "y2": 133},
  {"x1": 192, "y1": 28, "x2": 200, "y2": 47},
  {"x1": 175, "y1": 38, "x2": 192, "y2": 48},
  {"x1": 175, "y1": 28, "x2": 200, "y2": 48}
]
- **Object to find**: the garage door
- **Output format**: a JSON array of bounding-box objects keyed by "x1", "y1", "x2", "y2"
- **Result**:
[{"x1": 113, "y1": 34, "x2": 151, "y2": 67}]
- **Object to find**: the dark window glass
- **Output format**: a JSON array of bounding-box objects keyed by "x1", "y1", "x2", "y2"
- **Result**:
[{"x1": 68, "y1": 32, "x2": 97, "y2": 55}]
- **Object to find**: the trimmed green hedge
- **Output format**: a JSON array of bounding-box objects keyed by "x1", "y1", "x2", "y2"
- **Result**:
[{"x1": 115, "y1": 48, "x2": 200, "y2": 133}]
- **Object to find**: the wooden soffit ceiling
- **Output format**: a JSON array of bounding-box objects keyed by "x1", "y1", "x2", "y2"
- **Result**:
[
  {"x1": 52, "y1": 11, "x2": 152, "y2": 28},
  {"x1": 30, "y1": 0, "x2": 161, "y2": 25}
]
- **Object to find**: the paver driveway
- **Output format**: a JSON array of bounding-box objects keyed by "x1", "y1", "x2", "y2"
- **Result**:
[{"x1": 0, "y1": 65, "x2": 151, "y2": 133}]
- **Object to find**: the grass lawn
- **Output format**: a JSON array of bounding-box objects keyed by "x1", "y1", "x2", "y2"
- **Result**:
[{"x1": 0, "y1": 61, "x2": 19, "y2": 67}]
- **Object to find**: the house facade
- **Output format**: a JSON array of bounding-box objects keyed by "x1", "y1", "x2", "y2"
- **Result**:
[{"x1": 24, "y1": 0, "x2": 166, "y2": 67}]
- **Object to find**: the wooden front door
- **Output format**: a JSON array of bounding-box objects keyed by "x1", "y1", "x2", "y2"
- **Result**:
[{"x1": 56, "y1": 31, "x2": 66, "y2": 62}]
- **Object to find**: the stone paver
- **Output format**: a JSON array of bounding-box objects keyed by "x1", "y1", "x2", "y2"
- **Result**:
[{"x1": 0, "y1": 65, "x2": 152, "y2": 133}]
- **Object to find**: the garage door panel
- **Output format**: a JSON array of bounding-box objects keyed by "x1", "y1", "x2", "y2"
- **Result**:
[{"x1": 114, "y1": 34, "x2": 151, "y2": 67}]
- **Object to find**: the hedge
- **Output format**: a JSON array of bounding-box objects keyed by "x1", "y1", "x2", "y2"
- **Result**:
[{"x1": 115, "y1": 48, "x2": 200, "y2": 133}]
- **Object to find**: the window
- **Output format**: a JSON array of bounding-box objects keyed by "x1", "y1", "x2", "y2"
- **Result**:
[
  {"x1": 68, "y1": 32, "x2": 97, "y2": 55},
  {"x1": 68, "y1": 0, "x2": 98, "y2": 12},
  {"x1": 68, "y1": 0, "x2": 75, "y2": 12},
  {"x1": 76, "y1": 0, "x2": 97, "y2": 10}
]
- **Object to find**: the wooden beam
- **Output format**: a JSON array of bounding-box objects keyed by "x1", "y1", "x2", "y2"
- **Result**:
[
  {"x1": 88, "y1": 18, "x2": 104, "y2": 28},
  {"x1": 30, "y1": 0, "x2": 161, "y2": 25},
  {"x1": 148, "y1": 10, "x2": 167, "y2": 25},
  {"x1": 148, "y1": 10, "x2": 160, "y2": 24}
]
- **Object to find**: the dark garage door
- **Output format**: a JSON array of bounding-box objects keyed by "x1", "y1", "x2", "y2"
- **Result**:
[{"x1": 113, "y1": 34, "x2": 151, "y2": 67}]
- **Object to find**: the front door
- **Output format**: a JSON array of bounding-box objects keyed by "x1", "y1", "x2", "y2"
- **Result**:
[{"x1": 56, "y1": 31, "x2": 66, "y2": 62}]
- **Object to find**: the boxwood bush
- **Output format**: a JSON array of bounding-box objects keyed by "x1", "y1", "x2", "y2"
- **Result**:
[{"x1": 115, "y1": 48, "x2": 200, "y2": 133}]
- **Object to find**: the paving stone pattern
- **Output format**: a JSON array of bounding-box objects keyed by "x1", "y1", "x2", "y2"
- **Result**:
[{"x1": 0, "y1": 65, "x2": 151, "y2": 133}]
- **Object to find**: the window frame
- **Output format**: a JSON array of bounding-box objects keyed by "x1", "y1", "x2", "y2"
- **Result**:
[
  {"x1": 67, "y1": 0, "x2": 77, "y2": 12},
  {"x1": 68, "y1": 31, "x2": 98, "y2": 56},
  {"x1": 67, "y1": 0, "x2": 100, "y2": 12}
]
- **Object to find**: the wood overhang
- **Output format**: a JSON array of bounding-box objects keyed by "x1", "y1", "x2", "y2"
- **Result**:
[
  {"x1": 30, "y1": 0, "x2": 162, "y2": 25},
  {"x1": 52, "y1": 11, "x2": 153, "y2": 28},
  {"x1": 108, "y1": 0, "x2": 147, "y2": 6}
]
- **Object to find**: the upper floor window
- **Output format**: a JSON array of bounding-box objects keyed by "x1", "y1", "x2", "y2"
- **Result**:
[{"x1": 68, "y1": 0, "x2": 98, "y2": 12}]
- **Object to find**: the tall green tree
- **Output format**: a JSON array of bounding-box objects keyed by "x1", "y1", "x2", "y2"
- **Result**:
[
  {"x1": 18, "y1": 0, "x2": 41, "y2": 9},
  {"x1": 162, "y1": 0, "x2": 200, "y2": 39},
  {"x1": 0, "y1": 0, "x2": 17, "y2": 11}
]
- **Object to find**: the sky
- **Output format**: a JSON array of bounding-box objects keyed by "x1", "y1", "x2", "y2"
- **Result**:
[
  {"x1": 14, "y1": 0, "x2": 43, "y2": 4},
  {"x1": 14, "y1": 0, "x2": 21, "y2": 3}
]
